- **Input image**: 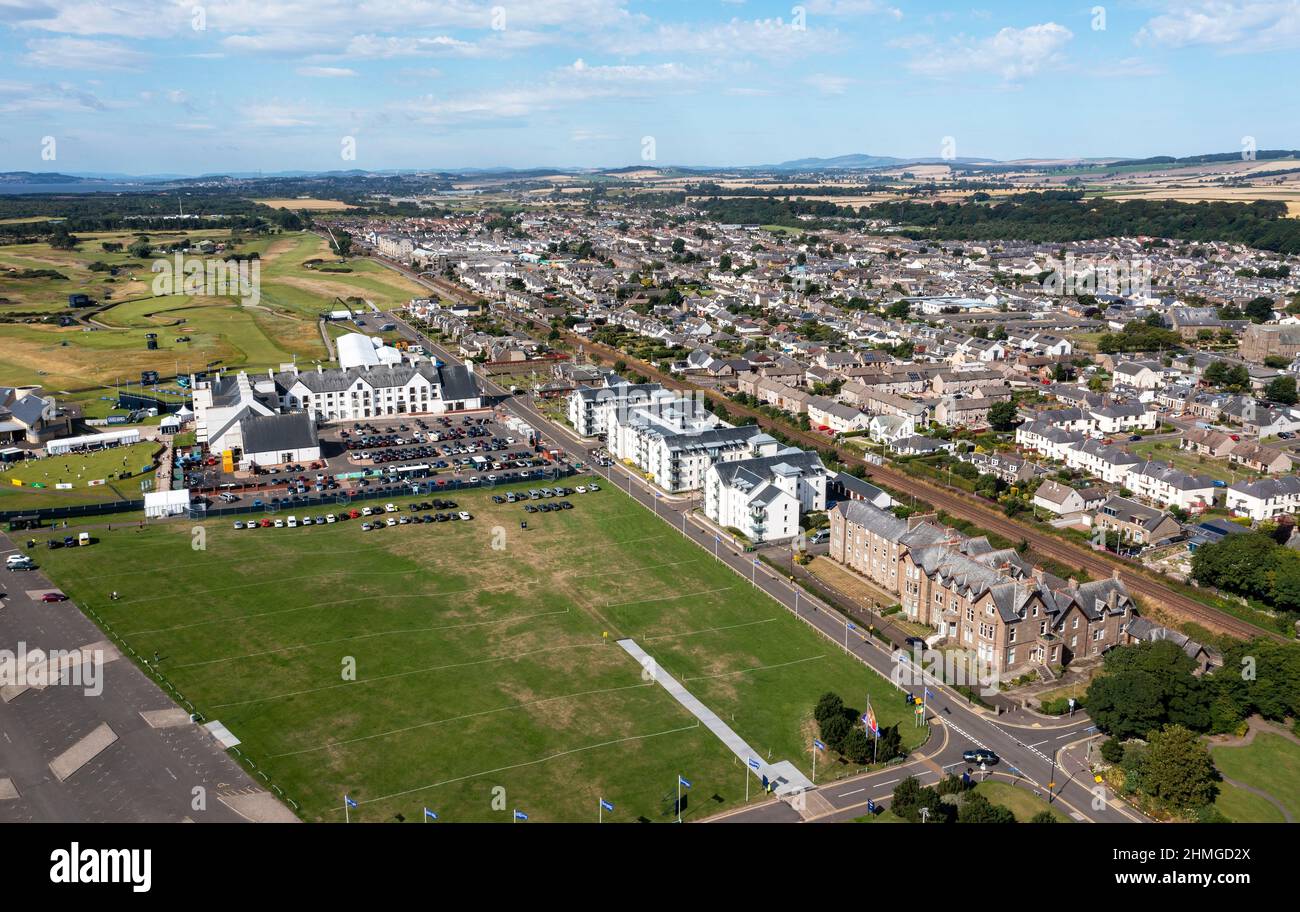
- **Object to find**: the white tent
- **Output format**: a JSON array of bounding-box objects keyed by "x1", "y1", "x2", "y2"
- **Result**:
[
  {"x1": 144, "y1": 488, "x2": 190, "y2": 518},
  {"x1": 46, "y1": 428, "x2": 141, "y2": 455}
]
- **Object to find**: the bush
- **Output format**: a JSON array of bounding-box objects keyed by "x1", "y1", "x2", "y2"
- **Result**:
[
  {"x1": 1100, "y1": 738, "x2": 1124, "y2": 764},
  {"x1": 1039, "y1": 696, "x2": 1082, "y2": 715}
]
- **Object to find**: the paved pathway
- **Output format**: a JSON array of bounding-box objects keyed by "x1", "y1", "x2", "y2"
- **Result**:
[{"x1": 617, "y1": 638, "x2": 813, "y2": 796}]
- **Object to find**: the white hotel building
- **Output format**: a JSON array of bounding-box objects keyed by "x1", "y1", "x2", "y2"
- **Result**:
[{"x1": 704, "y1": 449, "x2": 828, "y2": 543}]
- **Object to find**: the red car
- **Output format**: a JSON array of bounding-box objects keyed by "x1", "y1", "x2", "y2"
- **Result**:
[{"x1": 41, "y1": 592, "x2": 68, "y2": 602}]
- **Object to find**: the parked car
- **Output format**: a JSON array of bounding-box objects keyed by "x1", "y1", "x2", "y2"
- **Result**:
[{"x1": 41, "y1": 591, "x2": 69, "y2": 602}]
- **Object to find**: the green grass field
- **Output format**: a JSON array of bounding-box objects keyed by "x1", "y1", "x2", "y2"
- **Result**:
[
  {"x1": 972, "y1": 780, "x2": 1071, "y2": 822},
  {"x1": 1211, "y1": 732, "x2": 1300, "y2": 822},
  {"x1": 35, "y1": 479, "x2": 924, "y2": 823},
  {"x1": 0, "y1": 441, "x2": 159, "y2": 510}
]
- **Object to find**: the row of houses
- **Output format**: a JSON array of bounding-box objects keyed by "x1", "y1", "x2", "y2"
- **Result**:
[{"x1": 828, "y1": 500, "x2": 1140, "y2": 680}]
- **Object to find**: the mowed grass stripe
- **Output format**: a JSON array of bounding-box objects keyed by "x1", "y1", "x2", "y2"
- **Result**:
[{"x1": 38, "y1": 481, "x2": 925, "y2": 822}]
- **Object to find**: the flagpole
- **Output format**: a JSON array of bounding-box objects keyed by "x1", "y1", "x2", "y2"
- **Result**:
[
  {"x1": 344, "y1": 795, "x2": 349, "y2": 824},
  {"x1": 598, "y1": 798, "x2": 602, "y2": 824},
  {"x1": 677, "y1": 777, "x2": 681, "y2": 824},
  {"x1": 812, "y1": 742, "x2": 817, "y2": 783}
]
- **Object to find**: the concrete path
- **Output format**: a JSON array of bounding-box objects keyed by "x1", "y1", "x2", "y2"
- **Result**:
[{"x1": 617, "y1": 638, "x2": 813, "y2": 796}]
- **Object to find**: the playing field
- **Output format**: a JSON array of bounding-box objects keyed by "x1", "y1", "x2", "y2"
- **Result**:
[
  {"x1": 35, "y1": 479, "x2": 924, "y2": 823},
  {"x1": 1211, "y1": 732, "x2": 1300, "y2": 823},
  {"x1": 0, "y1": 441, "x2": 160, "y2": 510}
]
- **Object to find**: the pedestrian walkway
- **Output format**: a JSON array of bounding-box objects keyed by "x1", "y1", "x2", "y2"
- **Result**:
[{"x1": 617, "y1": 638, "x2": 813, "y2": 796}]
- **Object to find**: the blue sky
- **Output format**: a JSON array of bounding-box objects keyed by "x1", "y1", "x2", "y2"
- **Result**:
[{"x1": 1, "y1": 0, "x2": 1298, "y2": 174}]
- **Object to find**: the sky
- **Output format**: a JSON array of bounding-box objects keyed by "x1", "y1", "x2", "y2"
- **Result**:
[{"x1": 0, "y1": 0, "x2": 1298, "y2": 174}]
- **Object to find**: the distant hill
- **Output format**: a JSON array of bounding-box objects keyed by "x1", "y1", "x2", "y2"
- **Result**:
[
  {"x1": 0, "y1": 171, "x2": 103, "y2": 185},
  {"x1": 765, "y1": 153, "x2": 999, "y2": 171}
]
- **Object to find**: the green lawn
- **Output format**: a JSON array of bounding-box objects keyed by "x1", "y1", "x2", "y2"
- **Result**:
[
  {"x1": 1128, "y1": 439, "x2": 1260, "y2": 484},
  {"x1": 1211, "y1": 732, "x2": 1300, "y2": 822},
  {"x1": 35, "y1": 479, "x2": 924, "y2": 823},
  {"x1": 0, "y1": 441, "x2": 159, "y2": 509},
  {"x1": 973, "y1": 780, "x2": 1071, "y2": 822}
]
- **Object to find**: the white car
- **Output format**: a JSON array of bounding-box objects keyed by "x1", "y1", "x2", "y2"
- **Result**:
[
  {"x1": 233, "y1": 521, "x2": 245, "y2": 529},
  {"x1": 575, "y1": 486, "x2": 587, "y2": 494},
  {"x1": 486, "y1": 474, "x2": 498, "y2": 482},
  {"x1": 326, "y1": 513, "x2": 337, "y2": 524},
  {"x1": 458, "y1": 511, "x2": 472, "y2": 521},
  {"x1": 384, "y1": 503, "x2": 397, "y2": 513},
  {"x1": 386, "y1": 517, "x2": 397, "y2": 527},
  {"x1": 287, "y1": 516, "x2": 298, "y2": 528},
  {"x1": 588, "y1": 482, "x2": 601, "y2": 491},
  {"x1": 274, "y1": 519, "x2": 285, "y2": 528},
  {"x1": 301, "y1": 517, "x2": 313, "y2": 526},
  {"x1": 361, "y1": 507, "x2": 374, "y2": 516}
]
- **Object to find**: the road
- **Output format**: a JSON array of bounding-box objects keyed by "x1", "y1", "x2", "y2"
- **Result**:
[
  {"x1": 0, "y1": 533, "x2": 287, "y2": 822},
  {"x1": 381, "y1": 304, "x2": 1147, "y2": 824}
]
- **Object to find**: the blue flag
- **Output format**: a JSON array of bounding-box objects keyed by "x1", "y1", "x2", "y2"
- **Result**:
[
  {"x1": 513, "y1": 809, "x2": 528, "y2": 821},
  {"x1": 678, "y1": 775, "x2": 692, "y2": 789},
  {"x1": 847, "y1": 622, "x2": 856, "y2": 631},
  {"x1": 424, "y1": 808, "x2": 438, "y2": 820},
  {"x1": 600, "y1": 798, "x2": 614, "y2": 812},
  {"x1": 748, "y1": 758, "x2": 761, "y2": 770},
  {"x1": 813, "y1": 738, "x2": 826, "y2": 751},
  {"x1": 924, "y1": 687, "x2": 935, "y2": 700},
  {"x1": 344, "y1": 795, "x2": 358, "y2": 809}
]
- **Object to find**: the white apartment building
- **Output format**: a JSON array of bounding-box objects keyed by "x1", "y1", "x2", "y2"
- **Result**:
[
  {"x1": 608, "y1": 399, "x2": 778, "y2": 493},
  {"x1": 704, "y1": 449, "x2": 827, "y2": 543},
  {"x1": 567, "y1": 381, "x2": 666, "y2": 437},
  {"x1": 1124, "y1": 461, "x2": 1216, "y2": 511},
  {"x1": 1227, "y1": 475, "x2": 1300, "y2": 521}
]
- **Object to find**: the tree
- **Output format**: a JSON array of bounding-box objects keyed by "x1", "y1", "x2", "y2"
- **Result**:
[
  {"x1": 1266, "y1": 375, "x2": 1298, "y2": 405},
  {"x1": 885, "y1": 300, "x2": 910, "y2": 319},
  {"x1": 1140, "y1": 724, "x2": 1218, "y2": 812},
  {"x1": 1244, "y1": 296, "x2": 1276, "y2": 323},
  {"x1": 957, "y1": 792, "x2": 1017, "y2": 823},
  {"x1": 987, "y1": 400, "x2": 1020, "y2": 431},
  {"x1": 814, "y1": 692, "x2": 845, "y2": 726},
  {"x1": 891, "y1": 775, "x2": 948, "y2": 823},
  {"x1": 1086, "y1": 641, "x2": 1212, "y2": 738}
]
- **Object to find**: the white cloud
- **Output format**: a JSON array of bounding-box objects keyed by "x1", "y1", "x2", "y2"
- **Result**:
[
  {"x1": 297, "y1": 66, "x2": 358, "y2": 78},
  {"x1": 22, "y1": 36, "x2": 148, "y2": 71},
  {"x1": 906, "y1": 22, "x2": 1073, "y2": 83},
  {"x1": 600, "y1": 16, "x2": 845, "y2": 59},
  {"x1": 805, "y1": 73, "x2": 854, "y2": 95},
  {"x1": 1136, "y1": 1, "x2": 1300, "y2": 52}
]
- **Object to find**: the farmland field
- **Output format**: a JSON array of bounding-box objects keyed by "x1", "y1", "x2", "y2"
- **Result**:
[{"x1": 35, "y1": 479, "x2": 924, "y2": 823}]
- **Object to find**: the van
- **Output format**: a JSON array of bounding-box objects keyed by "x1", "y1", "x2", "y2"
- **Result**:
[
  {"x1": 287, "y1": 516, "x2": 298, "y2": 528},
  {"x1": 78, "y1": 532, "x2": 91, "y2": 546},
  {"x1": 219, "y1": 492, "x2": 239, "y2": 503}
]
